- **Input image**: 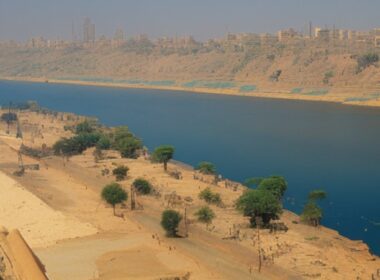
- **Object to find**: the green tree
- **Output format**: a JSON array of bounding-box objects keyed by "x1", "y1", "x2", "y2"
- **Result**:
[
  {"x1": 357, "y1": 53, "x2": 379, "y2": 72},
  {"x1": 112, "y1": 165, "x2": 129, "y2": 181},
  {"x1": 101, "y1": 183, "x2": 128, "y2": 216},
  {"x1": 132, "y1": 178, "x2": 152, "y2": 195},
  {"x1": 195, "y1": 206, "x2": 215, "y2": 227},
  {"x1": 236, "y1": 189, "x2": 282, "y2": 227},
  {"x1": 196, "y1": 161, "x2": 217, "y2": 175},
  {"x1": 75, "y1": 120, "x2": 95, "y2": 134},
  {"x1": 117, "y1": 137, "x2": 143, "y2": 158},
  {"x1": 161, "y1": 209, "x2": 182, "y2": 237},
  {"x1": 96, "y1": 135, "x2": 111, "y2": 150},
  {"x1": 257, "y1": 176, "x2": 287, "y2": 200},
  {"x1": 301, "y1": 190, "x2": 327, "y2": 226},
  {"x1": 112, "y1": 126, "x2": 143, "y2": 158},
  {"x1": 198, "y1": 187, "x2": 222, "y2": 205},
  {"x1": 152, "y1": 145, "x2": 175, "y2": 171},
  {"x1": 243, "y1": 177, "x2": 264, "y2": 188}
]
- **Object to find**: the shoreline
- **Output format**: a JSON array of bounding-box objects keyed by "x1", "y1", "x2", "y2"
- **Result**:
[{"x1": 2, "y1": 76, "x2": 380, "y2": 108}]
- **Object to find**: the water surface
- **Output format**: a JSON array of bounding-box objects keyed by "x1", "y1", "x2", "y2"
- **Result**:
[{"x1": 0, "y1": 80, "x2": 379, "y2": 255}]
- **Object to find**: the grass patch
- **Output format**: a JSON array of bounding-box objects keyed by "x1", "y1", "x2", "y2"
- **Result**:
[
  {"x1": 239, "y1": 85, "x2": 257, "y2": 93},
  {"x1": 291, "y1": 88, "x2": 303, "y2": 94},
  {"x1": 305, "y1": 236, "x2": 320, "y2": 241},
  {"x1": 304, "y1": 89, "x2": 329, "y2": 96}
]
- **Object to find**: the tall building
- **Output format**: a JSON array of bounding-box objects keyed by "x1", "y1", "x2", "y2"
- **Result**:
[{"x1": 83, "y1": 18, "x2": 95, "y2": 43}]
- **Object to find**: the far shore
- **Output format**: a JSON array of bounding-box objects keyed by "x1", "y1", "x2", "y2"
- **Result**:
[{"x1": 2, "y1": 76, "x2": 380, "y2": 108}]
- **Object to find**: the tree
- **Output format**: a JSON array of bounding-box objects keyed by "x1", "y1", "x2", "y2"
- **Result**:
[
  {"x1": 132, "y1": 178, "x2": 152, "y2": 195},
  {"x1": 199, "y1": 187, "x2": 222, "y2": 205},
  {"x1": 257, "y1": 176, "x2": 287, "y2": 201},
  {"x1": 196, "y1": 161, "x2": 217, "y2": 175},
  {"x1": 152, "y1": 145, "x2": 175, "y2": 171},
  {"x1": 195, "y1": 206, "x2": 215, "y2": 227},
  {"x1": 161, "y1": 209, "x2": 182, "y2": 237},
  {"x1": 112, "y1": 165, "x2": 129, "y2": 181},
  {"x1": 243, "y1": 177, "x2": 264, "y2": 188},
  {"x1": 357, "y1": 53, "x2": 379, "y2": 73},
  {"x1": 101, "y1": 183, "x2": 128, "y2": 216},
  {"x1": 236, "y1": 189, "x2": 282, "y2": 227},
  {"x1": 301, "y1": 202, "x2": 322, "y2": 227},
  {"x1": 1, "y1": 112, "x2": 17, "y2": 123},
  {"x1": 96, "y1": 135, "x2": 111, "y2": 150},
  {"x1": 301, "y1": 189, "x2": 327, "y2": 226},
  {"x1": 75, "y1": 120, "x2": 95, "y2": 134},
  {"x1": 112, "y1": 126, "x2": 143, "y2": 158}
]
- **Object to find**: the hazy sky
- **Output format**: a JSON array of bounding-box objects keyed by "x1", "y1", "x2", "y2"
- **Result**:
[{"x1": 1, "y1": 0, "x2": 380, "y2": 41}]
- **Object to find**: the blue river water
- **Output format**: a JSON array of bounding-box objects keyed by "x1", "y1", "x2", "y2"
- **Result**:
[{"x1": 0, "y1": 80, "x2": 379, "y2": 255}]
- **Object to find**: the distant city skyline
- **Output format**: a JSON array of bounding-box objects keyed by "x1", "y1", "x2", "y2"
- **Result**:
[{"x1": 1, "y1": 0, "x2": 380, "y2": 42}]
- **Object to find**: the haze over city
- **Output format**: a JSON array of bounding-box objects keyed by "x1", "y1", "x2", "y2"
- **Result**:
[
  {"x1": 1, "y1": 1, "x2": 380, "y2": 279},
  {"x1": 1, "y1": 0, "x2": 380, "y2": 41}
]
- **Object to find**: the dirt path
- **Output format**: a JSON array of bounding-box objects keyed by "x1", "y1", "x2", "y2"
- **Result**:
[{"x1": 130, "y1": 207, "x2": 302, "y2": 280}]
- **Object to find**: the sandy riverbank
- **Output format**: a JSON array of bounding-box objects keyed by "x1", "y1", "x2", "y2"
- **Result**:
[
  {"x1": 2, "y1": 76, "x2": 380, "y2": 108},
  {"x1": 0, "y1": 109, "x2": 379, "y2": 279}
]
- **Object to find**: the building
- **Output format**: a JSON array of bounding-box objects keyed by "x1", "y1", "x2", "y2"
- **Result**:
[
  {"x1": 315, "y1": 28, "x2": 330, "y2": 42},
  {"x1": 373, "y1": 28, "x2": 380, "y2": 47},
  {"x1": 83, "y1": 18, "x2": 95, "y2": 43},
  {"x1": 277, "y1": 28, "x2": 298, "y2": 42},
  {"x1": 338, "y1": 29, "x2": 349, "y2": 40}
]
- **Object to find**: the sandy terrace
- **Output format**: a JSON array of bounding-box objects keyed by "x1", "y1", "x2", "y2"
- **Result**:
[{"x1": 0, "y1": 109, "x2": 379, "y2": 280}]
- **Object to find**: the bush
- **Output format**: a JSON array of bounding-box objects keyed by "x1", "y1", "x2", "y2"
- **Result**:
[
  {"x1": 96, "y1": 135, "x2": 112, "y2": 150},
  {"x1": 101, "y1": 182, "x2": 128, "y2": 215},
  {"x1": 161, "y1": 209, "x2": 182, "y2": 237},
  {"x1": 236, "y1": 189, "x2": 282, "y2": 227},
  {"x1": 53, "y1": 132, "x2": 101, "y2": 156},
  {"x1": 1, "y1": 112, "x2": 17, "y2": 122},
  {"x1": 323, "y1": 71, "x2": 334, "y2": 84},
  {"x1": 195, "y1": 206, "x2": 215, "y2": 225},
  {"x1": 199, "y1": 187, "x2": 222, "y2": 205},
  {"x1": 112, "y1": 126, "x2": 143, "y2": 158},
  {"x1": 112, "y1": 165, "x2": 129, "y2": 181},
  {"x1": 76, "y1": 120, "x2": 95, "y2": 134},
  {"x1": 132, "y1": 178, "x2": 152, "y2": 195},
  {"x1": 357, "y1": 53, "x2": 379, "y2": 72},
  {"x1": 196, "y1": 161, "x2": 217, "y2": 175},
  {"x1": 118, "y1": 137, "x2": 143, "y2": 158}
]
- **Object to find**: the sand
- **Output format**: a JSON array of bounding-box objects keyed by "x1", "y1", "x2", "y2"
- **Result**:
[
  {"x1": 0, "y1": 171, "x2": 97, "y2": 248},
  {"x1": 0, "y1": 110, "x2": 379, "y2": 280},
  {"x1": 2, "y1": 76, "x2": 380, "y2": 108}
]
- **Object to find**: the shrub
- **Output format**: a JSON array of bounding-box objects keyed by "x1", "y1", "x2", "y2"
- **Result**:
[
  {"x1": 196, "y1": 161, "x2": 217, "y2": 175},
  {"x1": 75, "y1": 120, "x2": 95, "y2": 134},
  {"x1": 194, "y1": 206, "x2": 215, "y2": 225},
  {"x1": 53, "y1": 132, "x2": 102, "y2": 156},
  {"x1": 96, "y1": 135, "x2": 111, "y2": 150},
  {"x1": 323, "y1": 71, "x2": 334, "y2": 84},
  {"x1": 161, "y1": 209, "x2": 182, "y2": 237},
  {"x1": 199, "y1": 187, "x2": 222, "y2": 205},
  {"x1": 118, "y1": 137, "x2": 143, "y2": 158},
  {"x1": 112, "y1": 126, "x2": 143, "y2": 158},
  {"x1": 132, "y1": 178, "x2": 152, "y2": 195},
  {"x1": 236, "y1": 189, "x2": 282, "y2": 227},
  {"x1": 112, "y1": 165, "x2": 129, "y2": 181},
  {"x1": 101, "y1": 182, "x2": 128, "y2": 216},
  {"x1": 1, "y1": 112, "x2": 17, "y2": 122},
  {"x1": 357, "y1": 53, "x2": 379, "y2": 72}
]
